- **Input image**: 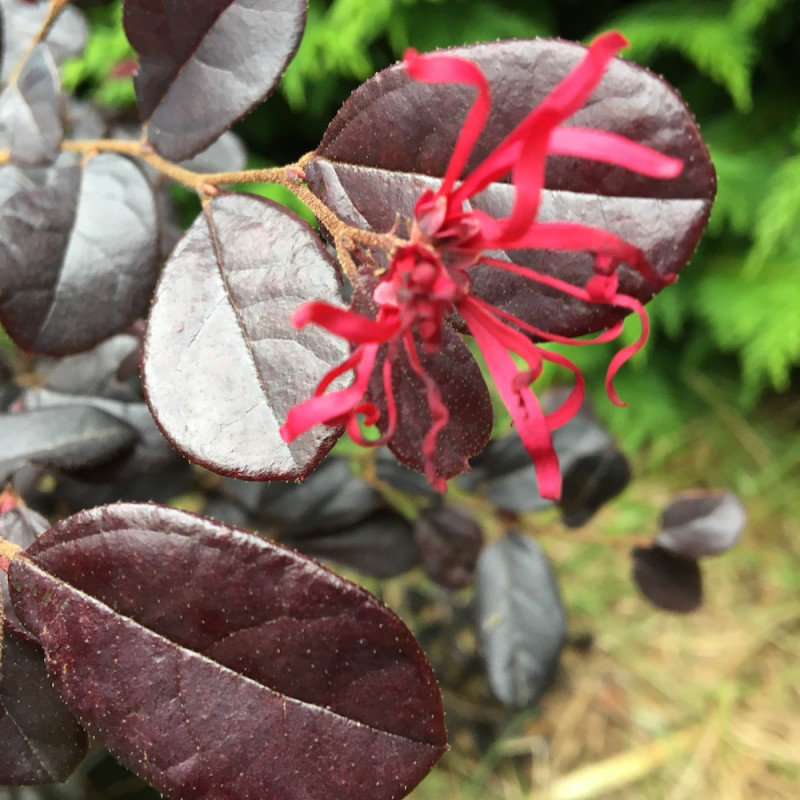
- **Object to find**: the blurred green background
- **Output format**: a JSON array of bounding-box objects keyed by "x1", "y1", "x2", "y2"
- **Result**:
[{"x1": 58, "y1": 1, "x2": 800, "y2": 797}]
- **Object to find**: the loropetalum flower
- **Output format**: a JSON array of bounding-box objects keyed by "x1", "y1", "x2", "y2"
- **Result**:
[{"x1": 280, "y1": 32, "x2": 683, "y2": 500}]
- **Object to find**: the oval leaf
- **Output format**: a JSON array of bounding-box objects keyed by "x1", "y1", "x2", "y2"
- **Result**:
[
  {"x1": 0, "y1": 621, "x2": 89, "y2": 784},
  {"x1": 124, "y1": 0, "x2": 307, "y2": 161},
  {"x1": 307, "y1": 39, "x2": 715, "y2": 337},
  {"x1": 143, "y1": 193, "x2": 349, "y2": 481},
  {"x1": 475, "y1": 531, "x2": 566, "y2": 707},
  {"x1": 8, "y1": 503, "x2": 446, "y2": 800},
  {"x1": 414, "y1": 504, "x2": 483, "y2": 589},
  {"x1": 631, "y1": 545, "x2": 703, "y2": 614},
  {"x1": 655, "y1": 490, "x2": 746, "y2": 558},
  {"x1": 0, "y1": 44, "x2": 63, "y2": 166},
  {"x1": 0, "y1": 154, "x2": 159, "y2": 355},
  {"x1": 0, "y1": 405, "x2": 137, "y2": 482},
  {"x1": 0, "y1": 0, "x2": 88, "y2": 84}
]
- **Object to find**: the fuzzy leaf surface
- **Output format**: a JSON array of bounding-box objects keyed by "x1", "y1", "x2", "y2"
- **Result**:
[
  {"x1": 475, "y1": 531, "x2": 566, "y2": 707},
  {"x1": 308, "y1": 38, "x2": 716, "y2": 337},
  {"x1": 0, "y1": 44, "x2": 63, "y2": 166},
  {"x1": 0, "y1": 154, "x2": 158, "y2": 355},
  {"x1": 8, "y1": 503, "x2": 446, "y2": 800},
  {"x1": 143, "y1": 193, "x2": 349, "y2": 481},
  {"x1": 124, "y1": 0, "x2": 307, "y2": 161}
]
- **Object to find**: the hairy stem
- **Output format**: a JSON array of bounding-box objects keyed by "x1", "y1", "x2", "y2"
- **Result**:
[
  {"x1": 0, "y1": 538, "x2": 24, "y2": 574},
  {"x1": 1, "y1": 135, "x2": 409, "y2": 277}
]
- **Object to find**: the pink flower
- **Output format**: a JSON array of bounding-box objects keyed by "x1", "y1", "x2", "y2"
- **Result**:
[{"x1": 280, "y1": 32, "x2": 683, "y2": 500}]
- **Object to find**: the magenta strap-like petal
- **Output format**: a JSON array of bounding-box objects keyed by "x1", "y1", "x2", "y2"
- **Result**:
[
  {"x1": 458, "y1": 296, "x2": 562, "y2": 500},
  {"x1": 279, "y1": 344, "x2": 380, "y2": 442},
  {"x1": 291, "y1": 301, "x2": 399, "y2": 344},
  {"x1": 402, "y1": 330, "x2": 450, "y2": 491},
  {"x1": 549, "y1": 128, "x2": 683, "y2": 178},
  {"x1": 453, "y1": 31, "x2": 627, "y2": 204},
  {"x1": 404, "y1": 48, "x2": 491, "y2": 198},
  {"x1": 481, "y1": 257, "x2": 651, "y2": 406}
]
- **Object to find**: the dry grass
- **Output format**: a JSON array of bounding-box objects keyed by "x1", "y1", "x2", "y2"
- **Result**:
[{"x1": 406, "y1": 400, "x2": 800, "y2": 800}]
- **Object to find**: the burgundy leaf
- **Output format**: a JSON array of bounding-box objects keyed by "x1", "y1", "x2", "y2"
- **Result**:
[
  {"x1": 179, "y1": 130, "x2": 247, "y2": 174},
  {"x1": 307, "y1": 38, "x2": 715, "y2": 337},
  {"x1": 1, "y1": 491, "x2": 49, "y2": 631},
  {"x1": 236, "y1": 457, "x2": 386, "y2": 536},
  {"x1": 475, "y1": 531, "x2": 565, "y2": 707},
  {"x1": 37, "y1": 333, "x2": 143, "y2": 402},
  {"x1": 143, "y1": 193, "x2": 349, "y2": 481},
  {"x1": 0, "y1": 0, "x2": 88, "y2": 84},
  {"x1": 0, "y1": 163, "x2": 36, "y2": 206},
  {"x1": 366, "y1": 319, "x2": 493, "y2": 479},
  {"x1": 414, "y1": 504, "x2": 483, "y2": 589},
  {"x1": 0, "y1": 44, "x2": 63, "y2": 166},
  {"x1": 8, "y1": 503, "x2": 446, "y2": 800},
  {"x1": 124, "y1": 0, "x2": 307, "y2": 161},
  {"x1": 0, "y1": 621, "x2": 89, "y2": 784},
  {"x1": 655, "y1": 490, "x2": 746, "y2": 558},
  {"x1": 631, "y1": 545, "x2": 703, "y2": 614},
  {"x1": 287, "y1": 510, "x2": 421, "y2": 579},
  {"x1": 0, "y1": 405, "x2": 137, "y2": 481},
  {"x1": 22, "y1": 388, "x2": 179, "y2": 483},
  {"x1": 0, "y1": 154, "x2": 159, "y2": 355}
]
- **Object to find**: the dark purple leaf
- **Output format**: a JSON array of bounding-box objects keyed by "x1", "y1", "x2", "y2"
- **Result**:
[
  {"x1": 461, "y1": 397, "x2": 629, "y2": 518},
  {"x1": 0, "y1": 44, "x2": 63, "y2": 166},
  {"x1": 475, "y1": 531, "x2": 565, "y2": 707},
  {"x1": 631, "y1": 545, "x2": 703, "y2": 613},
  {"x1": 179, "y1": 130, "x2": 247, "y2": 174},
  {"x1": 22, "y1": 388, "x2": 179, "y2": 483},
  {"x1": 0, "y1": 163, "x2": 36, "y2": 206},
  {"x1": 365, "y1": 319, "x2": 493, "y2": 480},
  {"x1": 0, "y1": 405, "x2": 137, "y2": 481},
  {"x1": 242, "y1": 457, "x2": 385, "y2": 536},
  {"x1": 307, "y1": 38, "x2": 715, "y2": 337},
  {"x1": 655, "y1": 491, "x2": 746, "y2": 558},
  {"x1": 65, "y1": 98, "x2": 108, "y2": 140},
  {"x1": 0, "y1": 0, "x2": 88, "y2": 84},
  {"x1": 1, "y1": 354, "x2": 18, "y2": 411},
  {"x1": 124, "y1": 0, "x2": 307, "y2": 161},
  {"x1": 0, "y1": 621, "x2": 89, "y2": 784},
  {"x1": 37, "y1": 333, "x2": 142, "y2": 401},
  {"x1": 414, "y1": 504, "x2": 483, "y2": 589},
  {"x1": 143, "y1": 193, "x2": 349, "y2": 481},
  {"x1": 288, "y1": 510, "x2": 421, "y2": 578},
  {"x1": 1, "y1": 492, "x2": 49, "y2": 630},
  {"x1": 8, "y1": 503, "x2": 446, "y2": 799},
  {"x1": 0, "y1": 154, "x2": 159, "y2": 355},
  {"x1": 375, "y1": 447, "x2": 438, "y2": 497}
]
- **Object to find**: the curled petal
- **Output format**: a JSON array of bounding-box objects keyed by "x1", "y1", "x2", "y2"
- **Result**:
[
  {"x1": 404, "y1": 48, "x2": 491, "y2": 198},
  {"x1": 480, "y1": 257, "x2": 651, "y2": 407},
  {"x1": 602, "y1": 294, "x2": 650, "y2": 406},
  {"x1": 539, "y1": 349, "x2": 586, "y2": 428},
  {"x1": 402, "y1": 330, "x2": 450, "y2": 491},
  {"x1": 453, "y1": 31, "x2": 628, "y2": 204},
  {"x1": 549, "y1": 128, "x2": 684, "y2": 178},
  {"x1": 280, "y1": 344, "x2": 380, "y2": 441},
  {"x1": 458, "y1": 297, "x2": 562, "y2": 500}
]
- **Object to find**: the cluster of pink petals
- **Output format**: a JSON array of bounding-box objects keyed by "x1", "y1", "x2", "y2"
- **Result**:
[{"x1": 280, "y1": 31, "x2": 683, "y2": 500}]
